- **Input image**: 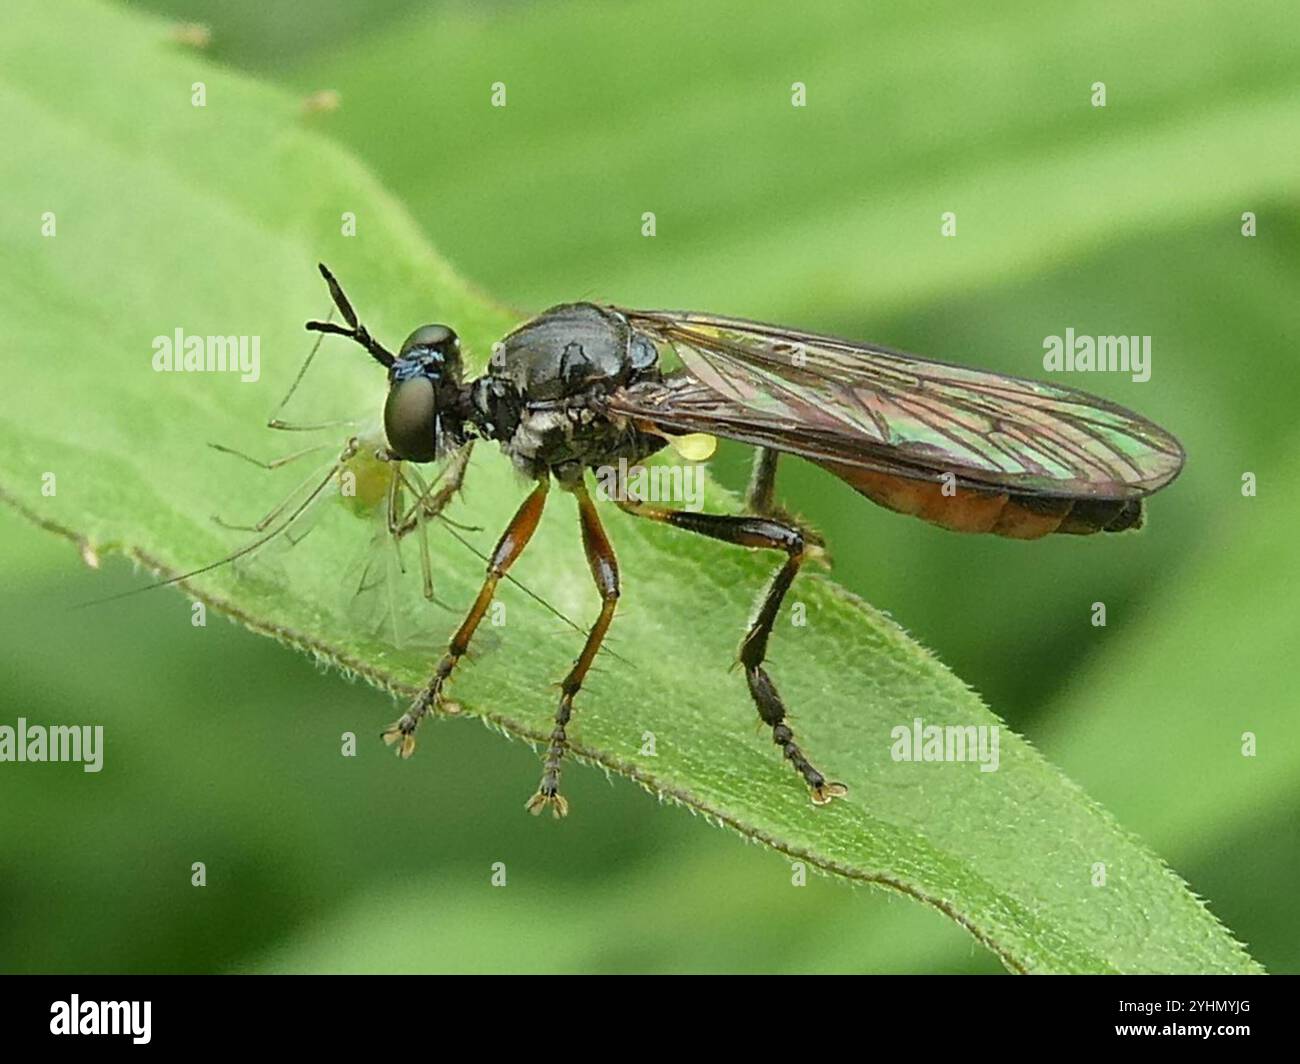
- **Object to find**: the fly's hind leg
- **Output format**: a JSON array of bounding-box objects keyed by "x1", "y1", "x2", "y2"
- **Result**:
[
  {"x1": 384, "y1": 478, "x2": 549, "y2": 757},
  {"x1": 745, "y1": 447, "x2": 780, "y2": 515},
  {"x1": 526, "y1": 482, "x2": 620, "y2": 819},
  {"x1": 616, "y1": 494, "x2": 845, "y2": 806},
  {"x1": 266, "y1": 305, "x2": 362, "y2": 433}
]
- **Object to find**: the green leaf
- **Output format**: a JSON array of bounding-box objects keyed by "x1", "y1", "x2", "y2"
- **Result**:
[{"x1": 0, "y1": 0, "x2": 1260, "y2": 973}]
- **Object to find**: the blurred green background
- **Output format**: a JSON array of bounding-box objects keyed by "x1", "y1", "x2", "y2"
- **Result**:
[{"x1": 2, "y1": 0, "x2": 1297, "y2": 972}]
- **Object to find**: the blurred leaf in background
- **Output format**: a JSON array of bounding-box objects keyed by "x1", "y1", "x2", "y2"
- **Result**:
[{"x1": 1, "y1": 0, "x2": 1296, "y2": 972}]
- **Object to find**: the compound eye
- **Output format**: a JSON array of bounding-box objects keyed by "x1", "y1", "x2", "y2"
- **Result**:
[
  {"x1": 384, "y1": 376, "x2": 440, "y2": 462},
  {"x1": 400, "y1": 324, "x2": 458, "y2": 359}
]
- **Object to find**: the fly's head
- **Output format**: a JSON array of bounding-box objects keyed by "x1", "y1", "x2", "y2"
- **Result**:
[
  {"x1": 304, "y1": 265, "x2": 469, "y2": 465},
  {"x1": 383, "y1": 324, "x2": 465, "y2": 463}
]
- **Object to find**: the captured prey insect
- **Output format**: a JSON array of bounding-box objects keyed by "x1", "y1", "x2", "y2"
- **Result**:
[
  {"x1": 305, "y1": 263, "x2": 1185, "y2": 817},
  {"x1": 108, "y1": 306, "x2": 597, "y2": 658}
]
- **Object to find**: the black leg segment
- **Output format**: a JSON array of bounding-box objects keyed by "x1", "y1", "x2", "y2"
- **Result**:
[{"x1": 616, "y1": 497, "x2": 846, "y2": 806}]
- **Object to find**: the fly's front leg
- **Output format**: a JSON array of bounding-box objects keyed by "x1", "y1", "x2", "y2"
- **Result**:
[
  {"x1": 616, "y1": 496, "x2": 846, "y2": 806},
  {"x1": 383, "y1": 478, "x2": 549, "y2": 757},
  {"x1": 393, "y1": 442, "x2": 475, "y2": 541},
  {"x1": 526, "y1": 483, "x2": 620, "y2": 818}
]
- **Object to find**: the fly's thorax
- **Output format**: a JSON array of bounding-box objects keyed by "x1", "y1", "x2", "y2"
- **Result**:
[
  {"x1": 467, "y1": 374, "x2": 523, "y2": 444},
  {"x1": 464, "y1": 303, "x2": 664, "y2": 474},
  {"x1": 490, "y1": 303, "x2": 659, "y2": 402},
  {"x1": 496, "y1": 393, "x2": 669, "y2": 478}
]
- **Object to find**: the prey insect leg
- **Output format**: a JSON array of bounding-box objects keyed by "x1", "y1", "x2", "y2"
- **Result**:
[
  {"x1": 388, "y1": 464, "x2": 438, "y2": 606},
  {"x1": 615, "y1": 495, "x2": 846, "y2": 806},
  {"x1": 526, "y1": 482, "x2": 620, "y2": 819},
  {"x1": 392, "y1": 446, "x2": 475, "y2": 603},
  {"x1": 408, "y1": 477, "x2": 435, "y2": 605},
  {"x1": 383, "y1": 478, "x2": 550, "y2": 757},
  {"x1": 207, "y1": 441, "x2": 333, "y2": 472},
  {"x1": 265, "y1": 307, "x2": 362, "y2": 432},
  {"x1": 211, "y1": 439, "x2": 358, "y2": 533}
]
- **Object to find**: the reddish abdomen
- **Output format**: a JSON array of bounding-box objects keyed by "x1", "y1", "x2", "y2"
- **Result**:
[{"x1": 815, "y1": 460, "x2": 1143, "y2": 539}]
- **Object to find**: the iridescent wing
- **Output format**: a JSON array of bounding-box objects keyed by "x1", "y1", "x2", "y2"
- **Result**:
[
  {"x1": 204, "y1": 436, "x2": 452, "y2": 649},
  {"x1": 605, "y1": 310, "x2": 1185, "y2": 499}
]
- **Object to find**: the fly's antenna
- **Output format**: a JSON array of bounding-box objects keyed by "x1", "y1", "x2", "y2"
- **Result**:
[{"x1": 305, "y1": 263, "x2": 396, "y2": 369}]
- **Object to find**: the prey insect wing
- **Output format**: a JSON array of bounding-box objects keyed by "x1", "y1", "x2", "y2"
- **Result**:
[
  {"x1": 144, "y1": 433, "x2": 587, "y2": 655},
  {"x1": 607, "y1": 310, "x2": 1185, "y2": 499},
  {"x1": 208, "y1": 432, "x2": 472, "y2": 649},
  {"x1": 341, "y1": 446, "x2": 469, "y2": 649},
  {"x1": 81, "y1": 442, "x2": 358, "y2": 608}
]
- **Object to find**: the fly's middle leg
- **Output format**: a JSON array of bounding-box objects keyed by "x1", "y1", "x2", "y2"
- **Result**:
[
  {"x1": 526, "y1": 483, "x2": 620, "y2": 818},
  {"x1": 383, "y1": 478, "x2": 549, "y2": 757},
  {"x1": 616, "y1": 497, "x2": 846, "y2": 806}
]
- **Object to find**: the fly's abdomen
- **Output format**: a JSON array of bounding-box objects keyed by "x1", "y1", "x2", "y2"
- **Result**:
[{"x1": 817, "y1": 461, "x2": 1144, "y2": 539}]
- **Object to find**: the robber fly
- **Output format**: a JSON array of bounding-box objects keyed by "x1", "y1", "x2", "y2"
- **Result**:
[{"x1": 302, "y1": 263, "x2": 1186, "y2": 817}]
